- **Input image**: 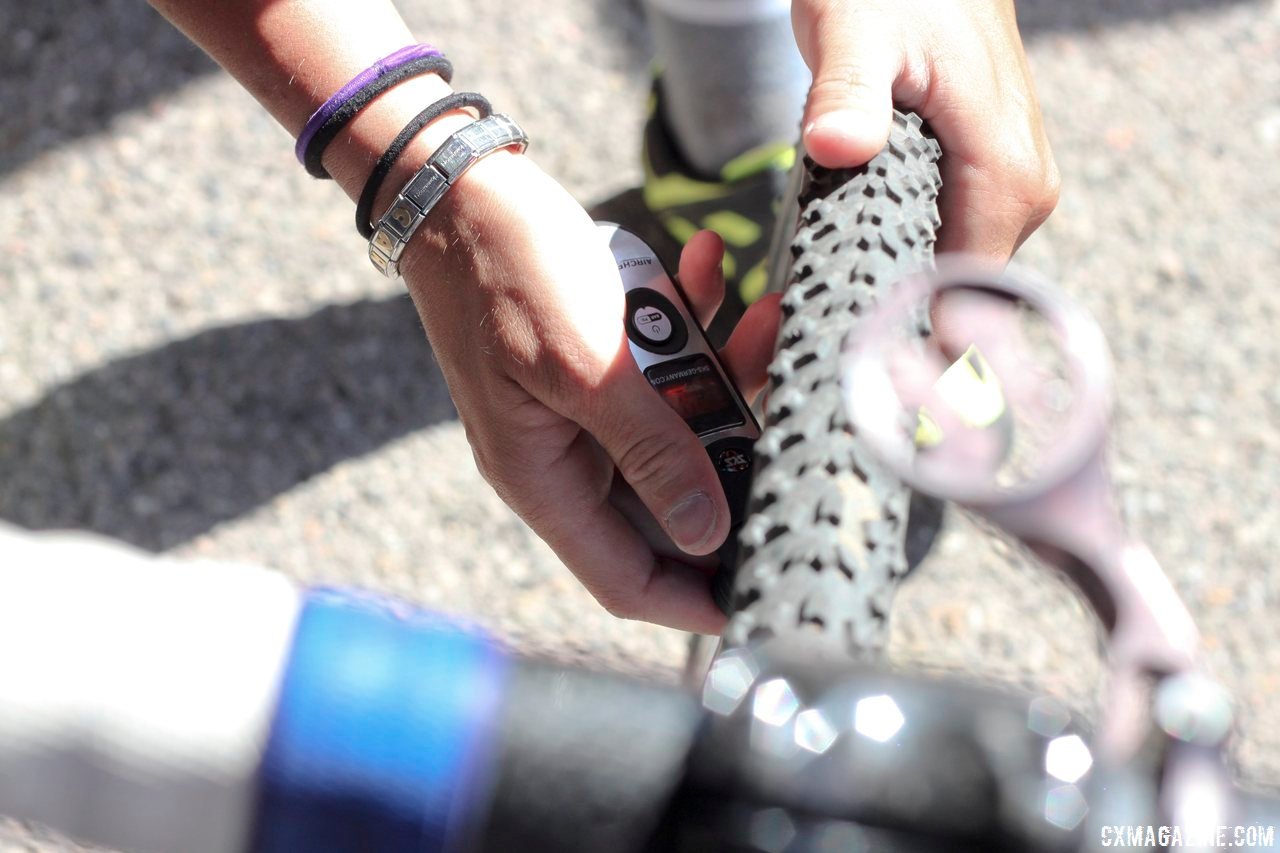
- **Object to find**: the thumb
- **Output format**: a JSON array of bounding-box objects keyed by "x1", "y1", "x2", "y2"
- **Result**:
[
  {"x1": 795, "y1": 4, "x2": 901, "y2": 168},
  {"x1": 576, "y1": 365, "x2": 731, "y2": 556}
]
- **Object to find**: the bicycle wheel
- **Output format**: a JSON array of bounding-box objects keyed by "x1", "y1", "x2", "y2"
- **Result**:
[{"x1": 723, "y1": 111, "x2": 943, "y2": 657}]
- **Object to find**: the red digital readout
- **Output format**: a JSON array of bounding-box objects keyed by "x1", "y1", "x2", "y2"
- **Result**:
[
  {"x1": 646, "y1": 355, "x2": 744, "y2": 436},
  {"x1": 658, "y1": 369, "x2": 734, "y2": 420}
]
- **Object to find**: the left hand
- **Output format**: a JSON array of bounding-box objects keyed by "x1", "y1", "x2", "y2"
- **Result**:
[{"x1": 792, "y1": 0, "x2": 1061, "y2": 260}]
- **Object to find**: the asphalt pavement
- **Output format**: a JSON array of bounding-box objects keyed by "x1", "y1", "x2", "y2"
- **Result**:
[{"x1": 1, "y1": 0, "x2": 1278, "y2": 849}]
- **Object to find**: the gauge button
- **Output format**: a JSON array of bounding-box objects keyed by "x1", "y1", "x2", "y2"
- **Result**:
[
  {"x1": 624, "y1": 287, "x2": 687, "y2": 355},
  {"x1": 633, "y1": 305, "x2": 674, "y2": 345}
]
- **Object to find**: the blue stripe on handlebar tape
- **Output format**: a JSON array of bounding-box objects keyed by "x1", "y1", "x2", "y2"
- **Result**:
[{"x1": 250, "y1": 588, "x2": 508, "y2": 853}]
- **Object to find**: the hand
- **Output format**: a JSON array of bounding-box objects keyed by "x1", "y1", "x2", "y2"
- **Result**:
[
  {"x1": 400, "y1": 154, "x2": 781, "y2": 634},
  {"x1": 792, "y1": 0, "x2": 1061, "y2": 260}
]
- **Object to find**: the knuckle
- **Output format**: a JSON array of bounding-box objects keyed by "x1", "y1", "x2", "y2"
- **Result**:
[
  {"x1": 473, "y1": 443, "x2": 557, "y2": 529},
  {"x1": 595, "y1": 585, "x2": 641, "y2": 621},
  {"x1": 1010, "y1": 152, "x2": 1061, "y2": 229},
  {"x1": 989, "y1": 128, "x2": 1061, "y2": 220},
  {"x1": 615, "y1": 430, "x2": 682, "y2": 495},
  {"x1": 496, "y1": 324, "x2": 608, "y2": 410},
  {"x1": 462, "y1": 413, "x2": 526, "y2": 494},
  {"x1": 1003, "y1": 146, "x2": 1045, "y2": 191},
  {"x1": 484, "y1": 305, "x2": 540, "y2": 378},
  {"x1": 465, "y1": 419, "x2": 551, "y2": 514},
  {"x1": 808, "y1": 64, "x2": 879, "y2": 105},
  {"x1": 536, "y1": 343, "x2": 606, "y2": 406},
  {"x1": 1038, "y1": 156, "x2": 1063, "y2": 214},
  {"x1": 809, "y1": 0, "x2": 842, "y2": 18},
  {"x1": 467, "y1": 430, "x2": 509, "y2": 493},
  {"x1": 811, "y1": 0, "x2": 881, "y2": 35},
  {"x1": 459, "y1": 417, "x2": 493, "y2": 474},
  {"x1": 592, "y1": 557, "x2": 665, "y2": 622}
]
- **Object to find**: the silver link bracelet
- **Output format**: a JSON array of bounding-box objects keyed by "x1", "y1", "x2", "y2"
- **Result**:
[{"x1": 368, "y1": 114, "x2": 529, "y2": 277}]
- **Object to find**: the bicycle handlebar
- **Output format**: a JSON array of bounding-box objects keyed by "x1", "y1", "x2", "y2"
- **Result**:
[
  {"x1": 0, "y1": 535, "x2": 700, "y2": 853},
  {"x1": 2, "y1": 533, "x2": 1275, "y2": 853}
]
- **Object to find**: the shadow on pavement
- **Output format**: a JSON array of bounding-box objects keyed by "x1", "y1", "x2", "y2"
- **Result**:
[
  {"x1": 0, "y1": 0, "x2": 215, "y2": 178},
  {"x1": 0, "y1": 298, "x2": 457, "y2": 552}
]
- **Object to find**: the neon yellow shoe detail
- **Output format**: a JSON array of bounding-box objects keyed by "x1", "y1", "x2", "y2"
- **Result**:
[
  {"x1": 660, "y1": 214, "x2": 701, "y2": 246},
  {"x1": 643, "y1": 167, "x2": 736, "y2": 210},
  {"x1": 914, "y1": 345, "x2": 1009, "y2": 449},
  {"x1": 738, "y1": 259, "x2": 769, "y2": 305},
  {"x1": 720, "y1": 250, "x2": 738, "y2": 282},
  {"x1": 935, "y1": 345, "x2": 1007, "y2": 429},
  {"x1": 915, "y1": 407, "x2": 945, "y2": 448},
  {"x1": 701, "y1": 210, "x2": 763, "y2": 248},
  {"x1": 720, "y1": 142, "x2": 796, "y2": 184},
  {"x1": 639, "y1": 78, "x2": 790, "y2": 319}
]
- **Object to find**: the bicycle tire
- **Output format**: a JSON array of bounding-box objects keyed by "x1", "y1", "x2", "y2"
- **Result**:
[{"x1": 723, "y1": 111, "x2": 942, "y2": 656}]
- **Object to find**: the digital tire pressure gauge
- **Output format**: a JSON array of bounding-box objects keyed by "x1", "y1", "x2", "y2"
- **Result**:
[{"x1": 598, "y1": 223, "x2": 760, "y2": 597}]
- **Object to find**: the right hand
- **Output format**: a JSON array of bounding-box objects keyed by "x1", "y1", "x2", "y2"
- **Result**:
[
  {"x1": 792, "y1": 0, "x2": 1060, "y2": 261},
  {"x1": 399, "y1": 153, "x2": 781, "y2": 634}
]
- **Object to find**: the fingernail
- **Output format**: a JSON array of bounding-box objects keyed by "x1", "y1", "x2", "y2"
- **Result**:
[
  {"x1": 805, "y1": 109, "x2": 870, "y2": 142},
  {"x1": 665, "y1": 492, "x2": 718, "y2": 552}
]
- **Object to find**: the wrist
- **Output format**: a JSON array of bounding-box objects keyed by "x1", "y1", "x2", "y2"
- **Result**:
[
  {"x1": 396, "y1": 150, "x2": 546, "y2": 284},
  {"x1": 322, "y1": 72, "x2": 471, "y2": 212}
]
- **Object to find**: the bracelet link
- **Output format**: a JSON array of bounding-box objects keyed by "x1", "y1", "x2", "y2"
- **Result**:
[
  {"x1": 367, "y1": 114, "x2": 529, "y2": 278},
  {"x1": 382, "y1": 199, "x2": 420, "y2": 238},
  {"x1": 405, "y1": 167, "x2": 450, "y2": 212},
  {"x1": 368, "y1": 245, "x2": 393, "y2": 277},
  {"x1": 432, "y1": 138, "x2": 475, "y2": 182},
  {"x1": 371, "y1": 228, "x2": 397, "y2": 258}
]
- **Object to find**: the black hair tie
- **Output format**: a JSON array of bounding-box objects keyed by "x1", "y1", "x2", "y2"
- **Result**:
[{"x1": 355, "y1": 91, "x2": 493, "y2": 240}]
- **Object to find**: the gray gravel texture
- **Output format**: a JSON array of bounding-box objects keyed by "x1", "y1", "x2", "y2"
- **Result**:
[{"x1": 2, "y1": 0, "x2": 1279, "y2": 849}]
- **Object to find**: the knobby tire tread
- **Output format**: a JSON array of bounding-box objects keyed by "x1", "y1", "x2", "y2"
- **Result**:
[{"x1": 724, "y1": 111, "x2": 942, "y2": 657}]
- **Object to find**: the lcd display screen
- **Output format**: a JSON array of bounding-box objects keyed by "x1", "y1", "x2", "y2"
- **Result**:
[{"x1": 645, "y1": 354, "x2": 744, "y2": 436}]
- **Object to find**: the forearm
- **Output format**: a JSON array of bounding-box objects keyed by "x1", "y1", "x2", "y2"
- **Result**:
[{"x1": 146, "y1": 0, "x2": 472, "y2": 210}]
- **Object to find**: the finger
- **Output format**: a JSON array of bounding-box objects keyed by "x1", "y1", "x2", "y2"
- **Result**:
[
  {"x1": 677, "y1": 229, "x2": 726, "y2": 328},
  {"x1": 608, "y1": 470, "x2": 719, "y2": 568},
  {"x1": 718, "y1": 293, "x2": 782, "y2": 403},
  {"x1": 796, "y1": 4, "x2": 902, "y2": 169},
  {"x1": 549, "y1": 434, "x2": 726, "y2": 634},
  {"x1": 561, "y1": 355, "x2": 731, "y2": 557},
  {"x1": 496, "y1": 428, "x2": 727, "y2": 633}
]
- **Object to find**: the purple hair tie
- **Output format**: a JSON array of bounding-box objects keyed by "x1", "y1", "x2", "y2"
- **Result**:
[{"x1": 295, "y1": 44, "x2": 450, "y2": 179}]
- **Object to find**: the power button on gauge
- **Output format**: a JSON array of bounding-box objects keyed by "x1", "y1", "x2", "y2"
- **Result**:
[
  {"x1": 625, "y1": 287, "x2": 687, "y2": 355},
  {"x1": 633, "y1": 305, "x2": 673, "y2": 344}
]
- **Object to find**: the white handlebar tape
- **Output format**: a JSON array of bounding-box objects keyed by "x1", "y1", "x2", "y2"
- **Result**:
[{"x1": 0, "y1": 524, "x2": 300, "y2": 853}]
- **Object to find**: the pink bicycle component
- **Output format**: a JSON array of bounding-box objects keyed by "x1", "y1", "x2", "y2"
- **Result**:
[{"x1": 842, "y1": 258, "x2": 1202, "y2": 763}]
